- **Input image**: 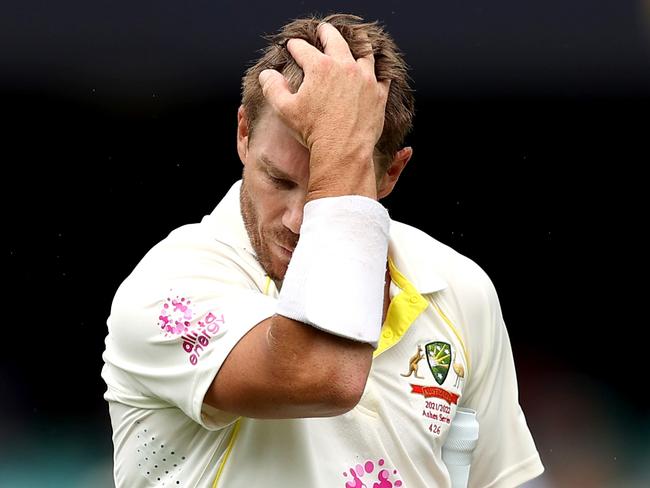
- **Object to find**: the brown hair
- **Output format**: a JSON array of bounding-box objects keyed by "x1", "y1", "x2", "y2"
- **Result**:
[{"x1": 241, "y1": 13, "x2": 415, "y2": 173}]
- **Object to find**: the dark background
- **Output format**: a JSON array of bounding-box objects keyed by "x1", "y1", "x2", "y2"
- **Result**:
[{"x1": 2, "y1": 1, "x2": 648, "y2": 486}]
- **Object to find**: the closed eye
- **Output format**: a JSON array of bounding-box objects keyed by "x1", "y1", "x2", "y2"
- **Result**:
[{"x1": 267, "y1": 173, "x2": 295, "y2": 189}]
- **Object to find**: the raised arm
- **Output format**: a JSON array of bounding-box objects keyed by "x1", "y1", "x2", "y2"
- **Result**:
[{"x1": 204, "y1": 22, "x2": 391, "y2": 419}]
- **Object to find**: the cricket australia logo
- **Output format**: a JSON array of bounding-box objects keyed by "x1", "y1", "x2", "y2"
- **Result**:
[{"x1": 425, "y1": 341, "x2": 451, "y2": 385}]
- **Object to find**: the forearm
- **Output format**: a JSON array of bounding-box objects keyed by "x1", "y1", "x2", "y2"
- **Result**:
[{"x1": 206, "y1": 313, "x2": 373, "y2": 419}]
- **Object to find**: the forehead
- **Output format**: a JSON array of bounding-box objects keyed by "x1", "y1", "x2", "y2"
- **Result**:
[{"x1": 250, "y1": 107, "x2": 309, "y2": 176}]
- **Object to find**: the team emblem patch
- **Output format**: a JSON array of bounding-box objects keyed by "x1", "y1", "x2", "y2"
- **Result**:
[{"x1": 425, "y1": 341, "x2": 451, "y2": 385}]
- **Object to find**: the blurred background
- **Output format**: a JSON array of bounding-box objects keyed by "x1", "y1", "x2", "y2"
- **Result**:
[{"x1": 1, "y1": 1, "x2": 648, "y2": 487}]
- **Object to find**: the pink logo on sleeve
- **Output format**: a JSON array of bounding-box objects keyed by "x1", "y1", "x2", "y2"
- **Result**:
[
  {"x1": 158, "y1": 296, "x2": 194, "y2": 336},
  {"x1": 158, "y1": 292, "x2": 225, "y2": 366},
  {"x1": 342, "y1": 458, "x2": 402, "y2": 487}
]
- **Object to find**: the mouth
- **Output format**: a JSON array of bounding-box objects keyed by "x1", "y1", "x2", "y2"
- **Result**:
[{"x1": 276, "y1": 242, "x2": 294, "y2": 258}]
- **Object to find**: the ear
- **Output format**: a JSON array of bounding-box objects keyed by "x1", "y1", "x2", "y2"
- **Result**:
[
  {"x1": 377, "y1": 146, "x2": 413, "y2": 199},
  {"x1": 236, "y1": 105, "x2": 250, "y2": 166}
]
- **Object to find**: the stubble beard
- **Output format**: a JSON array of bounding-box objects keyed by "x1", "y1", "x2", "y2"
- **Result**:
[{"x1": 239, "y1": 178, "x2": 296, "y2": 285}]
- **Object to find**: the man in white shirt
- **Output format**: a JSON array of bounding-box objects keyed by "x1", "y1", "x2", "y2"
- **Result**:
[{"x1": 102, "y1": 13, "x2": 544, "y2": 487}]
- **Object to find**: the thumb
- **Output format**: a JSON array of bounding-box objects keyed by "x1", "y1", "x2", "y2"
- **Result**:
[{"x1": 259, "y1": 69, "x2": 292, "y2": 114}]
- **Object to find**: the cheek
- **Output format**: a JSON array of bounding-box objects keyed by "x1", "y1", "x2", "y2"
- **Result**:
[
  {"x1": 260, "y1": 197, "x2": 285, "y2": 227},
  {"x1": 252, "y1": 189, "x2": 285, "y2": 228}
]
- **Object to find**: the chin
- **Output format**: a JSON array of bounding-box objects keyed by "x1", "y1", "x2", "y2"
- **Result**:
[
  {"x1": 257, "y1": 252, "x2": 288, "y2": 284},
  {"x1": 268, "y1": 263, "x2": 288, "y2": 284}
]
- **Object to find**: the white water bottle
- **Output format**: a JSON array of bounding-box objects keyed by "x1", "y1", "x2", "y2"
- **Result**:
[{"x1": 442, "y1": 407, "x2": 479, "y2": 488}]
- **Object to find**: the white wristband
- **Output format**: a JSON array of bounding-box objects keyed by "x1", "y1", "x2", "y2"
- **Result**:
[{"x1": 276, "y1": 195, "x2": 390, "y2": 348}]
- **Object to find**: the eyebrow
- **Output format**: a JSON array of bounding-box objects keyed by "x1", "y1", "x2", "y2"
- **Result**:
[{"x1": 258, "y1": 154, "x2": 293, "y2": 180}]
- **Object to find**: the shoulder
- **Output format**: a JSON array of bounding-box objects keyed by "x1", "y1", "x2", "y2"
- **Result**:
[
  {"x1": 390, "y1": 220, "x2": 498, "y2": 311},
  {"x1": 112, "y1": 215, "x2": 262, "y2": 314},
  {"x1": 131, "y1": 214, "x2": 256, "y2": 280},
  {"x1": 390, "y1": 221, "x2": 508, "y2": 388}
]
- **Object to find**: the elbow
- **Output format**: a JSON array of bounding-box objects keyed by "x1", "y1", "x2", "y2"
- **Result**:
[
  {"x1": 319, "y1": 365, "x2": 369, "y2": 416},
  {"x1": 295, "y1": 346, "x2": 372, "y2": 417},
  {"x1": 269, "y1": 348, "x2": 372, "y2": 418},
  {"x1": 266, "y1": 316, "x2": 373, "y2": 417}
]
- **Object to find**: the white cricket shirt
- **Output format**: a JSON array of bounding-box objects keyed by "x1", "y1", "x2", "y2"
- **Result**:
[{"x1": 102, "y1": 180, "x2": 544, "y2": 487}]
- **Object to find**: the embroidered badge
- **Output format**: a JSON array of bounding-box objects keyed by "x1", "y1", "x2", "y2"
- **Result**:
[
  {"x1": 425, "y1": 341, "x2": 451, "y2": 385},
  {"x1": 400, "y1": 340, "x2": 465, "y2": 438}
]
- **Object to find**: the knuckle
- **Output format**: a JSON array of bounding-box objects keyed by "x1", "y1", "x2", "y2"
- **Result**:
[
  {"x1": 361, "y1": 70, "x2": 376, "y2": 85},
  {"x1": 340, "y1": 61, "x2": 362, "y2": 82},
  {"x1": 317, "y1": 56, "x2": 334, "y2": 71},
  {"x1": 341, "y1": 59, "x2": 358, "y2": 73}
]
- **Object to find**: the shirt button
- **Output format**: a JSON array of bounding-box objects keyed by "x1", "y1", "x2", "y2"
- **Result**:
[
  {"x1": 382, "y1": 329, "x2": 393, "y2": 339},
  {"x1": 409, "y1": 296, "x2": 419, "y2": 304}
]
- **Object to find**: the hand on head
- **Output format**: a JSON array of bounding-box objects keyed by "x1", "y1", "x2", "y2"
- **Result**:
[{"x1": 258, "y1": 22, "x2": 391, "y2": 200}]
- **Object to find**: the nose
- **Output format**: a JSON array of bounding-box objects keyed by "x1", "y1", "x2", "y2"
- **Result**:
[{"x1": 282, "y1": 193, "x2": 304, "y2": 236}]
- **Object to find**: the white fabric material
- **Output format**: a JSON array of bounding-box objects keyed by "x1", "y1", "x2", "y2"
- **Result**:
[
  {"x1": 277, "y1": 195, "x2": 390, "y2": 347},
  {"x1": 102, "y1": 179, "x2": 544, "y2": 488}
]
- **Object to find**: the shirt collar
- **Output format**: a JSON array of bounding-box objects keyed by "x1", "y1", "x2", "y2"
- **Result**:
[
  {"x1": 208, "y1": 179, "x2": 257, "y2": 258},
  {"x1": 388, "y1": 221, "x2": 448, "y2": 295}
]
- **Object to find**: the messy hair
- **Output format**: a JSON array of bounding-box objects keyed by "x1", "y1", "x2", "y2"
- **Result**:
[{"x1": 241, "y1": 13, "x2": 415, "y2": 173}]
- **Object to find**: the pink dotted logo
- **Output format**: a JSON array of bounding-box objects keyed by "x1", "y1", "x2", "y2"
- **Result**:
[
  {"x1": 158, "y1": 295, "x2": 194, "y2": 336},
  {"x1": 156, "y1": 291, "x2": 226, "y2": 366},
  {"x1": 343, "y1": 458, "x2": 402, "y2": 488}
]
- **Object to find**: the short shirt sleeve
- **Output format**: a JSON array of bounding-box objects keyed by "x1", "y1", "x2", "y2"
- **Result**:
[
  {"x1": 453, "y1": 261, "x2": 544, "y2": 488},
  {"x1": 102, "y1": 223, "x2": 276, "y2": 430}
]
